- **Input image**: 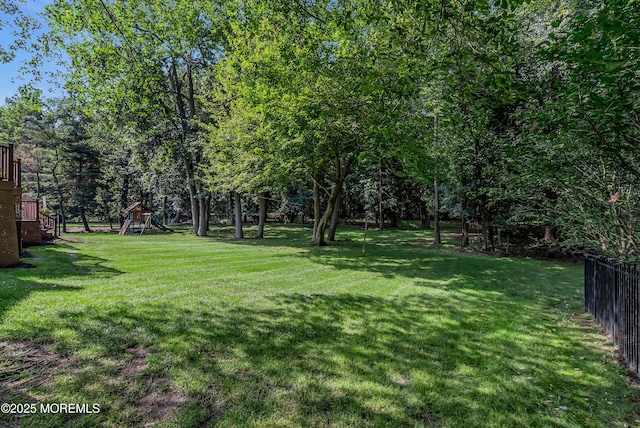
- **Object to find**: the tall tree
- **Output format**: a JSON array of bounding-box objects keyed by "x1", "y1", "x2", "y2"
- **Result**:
[{"x1": 44, "y1": 0, "x2": 228, "y2": 236}]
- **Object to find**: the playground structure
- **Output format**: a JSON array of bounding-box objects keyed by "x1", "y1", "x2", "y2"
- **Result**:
[
  {"x1": 0, "y1": 144, "x2": 22, "y2": 267},
  {"x1": 119, "y1": 202, "x2": 171, "y2": 235}
]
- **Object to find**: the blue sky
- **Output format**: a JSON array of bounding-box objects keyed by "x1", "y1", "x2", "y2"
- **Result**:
[{"x1": 0, "y1": 0, "x2": 65, "y2": 105}]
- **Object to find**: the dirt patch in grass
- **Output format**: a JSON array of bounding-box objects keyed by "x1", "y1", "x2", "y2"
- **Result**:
[
  {"x1": 422, "y1": 407, "x2": 439, "y2": 427},
  {"x1": 64, "y1": 227, "x2": 117, "y2": 233},
  {"x1": 137, "y1": 383, "x2": 188, "y2": 427},
  {"x1": 204, "y1": 386, "x2": 226, "y2": 423},
  {"x1": 0, "y1": 341, "x2": 188, "y2": 426},
  {"x1": 0, "y1": 340, "x2": 76, "y2": 401},
  {"x1": 119, "y1": 346, "x2": 189, "y2": 426},
  {"x1": 121, "y1": 346, "x2": 149, "y2": 377}
]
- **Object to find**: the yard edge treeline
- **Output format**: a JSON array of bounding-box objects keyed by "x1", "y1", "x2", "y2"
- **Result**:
[{"x1": 1, "y1": 0, "x2": 638, "y2": 259}]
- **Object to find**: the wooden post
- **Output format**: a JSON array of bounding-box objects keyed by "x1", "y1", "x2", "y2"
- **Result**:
[
  {"x1": 7, "y1": 144, "x2": 14, "y2": 182},
  {"x1": 15, "y1": 158, "x2": 21, "y2": 188}
]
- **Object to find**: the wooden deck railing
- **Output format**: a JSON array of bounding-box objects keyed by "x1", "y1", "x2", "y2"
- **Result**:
[
  {"x1": 22, "y1": 200, "x2": 38, "y2": 221},
  {"x1": 41, "y1": 214, "x2": 58, "y2": 236},
  {"x1": 0, "y1": 144, "x2": 21, "y2": 188}
]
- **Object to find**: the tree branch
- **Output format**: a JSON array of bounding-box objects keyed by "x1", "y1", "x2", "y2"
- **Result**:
[{"x1": 292, "y1": 0, "x2": 325, "y2": 24}]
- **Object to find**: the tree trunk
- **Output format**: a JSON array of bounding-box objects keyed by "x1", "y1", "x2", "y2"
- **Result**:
[
  {"x1": 187, "y1": 61, "x2": 196, "y2": 118},
  {"x1": 197, "y1": 196, "x2": 207, "y2": 236},
  {"x1": 80, "y1": 206, "x2": 91, "y2": 232},
  {"x1": 419, "y1": 201, "x2": 431, "y2": 228},
  {"x1": 424, "y1": 214, "x2": 431, "y2": 229},
  {"x1": 35, "y1": 167, "x2": 41, "y2": 201},
  {"x1": 544, "y1": 226, "x2": 556, "y2": 242},
  {"x1": 234, "y1": 192, "x2": 243, "y2": 239},
  {"x1": 256, "y1": 193, "x2": 267, "y2": 239},
  {"x1": 362, "y1": 217, "x2": 368, "y2": 256},
  {"x1": 75, "y1": 158, "x2": 90, "y2": 233},
  {"x1": 171, "y1": 59, "x2": 202, "y2": 237},
  {"x1": 312, "y1": 157, "x2": 353, "y2": 246},
  {"x1": 312, "y1": 172, "x2": 321, "y2": 241},
  {"x1": 120, "y1": 173, "x2": 129, "y2": 227},
  {"x1": 197, "y1": 187, "x2": 207, "y2": 236},
  {"x1": 378, "y1": 165, "x2": 384, "y2": 230},
  {"x1": 189, "y1": 183, "x2": 199, "y2": 235},
  {"x1": 205, "y1": 193, "x2": 212, "y2": 231},
  {"x1": 172, "y1": 209, "x2": 180, "y2": 224},
  {"x1": 327, "y1": 191, "x2": 342, "y2": 241},
  {"x1": 52, "y1": 166, "x2": 67, "y2": 233},
  {"x1": 390, "y1": 212, "x2": 398, "y2": 228},
  {"x1": 434, "y1": 179, "x2": 441, "y2": 245},
  {"x1": 103, "y1": 199, "x2": 112, "y2": 230},
  {"x1": 543, "y1": 189, "x2": 558, "y2": 243},
  {"x1": 481, "y1": 218, "x2": 492, "y2": 251},
  {"x1": 489, "y1": 222, "x2": 495, "y2": 249},
  {"x1": 163, "y1": 196, "x2": 168, "y2": 225},
  {"x1": 461, "y1": 218, "x2": 469, "y2": 248}
]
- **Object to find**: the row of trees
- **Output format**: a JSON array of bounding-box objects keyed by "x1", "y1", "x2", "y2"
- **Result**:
[{"x1": 1, "y1": 0, "x2": 638, "y2": 258}]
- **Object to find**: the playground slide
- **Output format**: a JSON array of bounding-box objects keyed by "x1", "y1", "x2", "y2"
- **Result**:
[
  {"x1": 119, "y1": 218, "x2": 132, "y2": 235},
  {"x1": 150, "y1": 215, "x2": 172, "y2": 232}
]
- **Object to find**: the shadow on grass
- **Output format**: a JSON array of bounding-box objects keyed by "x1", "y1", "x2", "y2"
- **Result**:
[
  {"x1": 0, "y1": 244, "x2": 125, "y2": 426},
  {"x1": 3, "y1": 290, "x2": 636, "y2": 427},
  {"x1": 208, "y1": 224, "x2": 580, "y2": 309},
  {"x1": 0, "y1": 243, "x2": 122, "y2": 322},
  {"x1": 195, "y1": 223, "x2": 458, "y2": 247}
]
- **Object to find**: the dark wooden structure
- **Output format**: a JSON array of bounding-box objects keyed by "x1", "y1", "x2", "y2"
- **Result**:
[
  {"x1": 21, "y1": 197, "x2": 58, "y2": 245},
  {"x1": 120, "y1": 202, "x2": 153, "y2": 235},
  {"x1": 119, "y1": 202, "x2": 171, "y2": 235},
  {"x1": 0, "y1": 144, "x2": 21, "y2": 188},
  {"x1": 0, "y1": 144, "x2": 22, "y2": 267}
]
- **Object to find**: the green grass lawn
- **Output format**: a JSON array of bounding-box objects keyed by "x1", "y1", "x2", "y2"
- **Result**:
[{"x1": 0, "y1": 225, "x2": 638, "y2": 427}]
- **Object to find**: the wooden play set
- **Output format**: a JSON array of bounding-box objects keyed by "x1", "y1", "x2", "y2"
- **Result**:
[
  {"x1": 119, "y1": 201, "x2": 171, "y2": 235},
  {"x1": 0, "y1": 143, "x2": 57, "y2": 268}
]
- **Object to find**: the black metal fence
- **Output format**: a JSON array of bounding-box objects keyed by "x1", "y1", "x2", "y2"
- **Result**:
[{"x1": 584, "y1": 255, "x2": 640, "y2": 375}]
